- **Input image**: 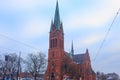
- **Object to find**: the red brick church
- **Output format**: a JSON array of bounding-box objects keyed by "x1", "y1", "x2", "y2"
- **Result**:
[{"x1": 45, "y1": 1, "x2": 96, "y2": 80}]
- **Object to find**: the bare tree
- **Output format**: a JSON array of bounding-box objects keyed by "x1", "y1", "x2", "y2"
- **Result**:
[
  {"x1": 0, "y1": 55, "x2": 5, "y2": 80},
  {"x1": 25, "y1": 52, "x2": 47, "y2": 80},
  {"x1": 0, "y1": 53, "x2": 23, "y2": 80}
]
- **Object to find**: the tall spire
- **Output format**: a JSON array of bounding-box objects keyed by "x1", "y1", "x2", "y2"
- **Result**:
[
  {"x1": 71, "y1": 41, "x2": 74, "y2": 56},
  {"x1": 54, "y1": 0, "x2": 61, "y2": 30}
]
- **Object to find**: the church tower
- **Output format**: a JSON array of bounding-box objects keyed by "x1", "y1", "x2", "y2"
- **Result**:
[
  {"x1": 49, "y1": 0, "x2": 64, "y2": 50},
  {"x1": 45, "y1": 1, "x2": 96, "y2": 80},
  {"x1": 45, "y1": 1, "x2": 64, "y2": 80}
]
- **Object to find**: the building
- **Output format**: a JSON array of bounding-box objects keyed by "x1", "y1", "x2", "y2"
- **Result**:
[
  {"x1": 45, "y1": 1, "x2": 96, "y2": 80},
  {"x1": 96, "y1": 72, "x2": 120, "y2": 80}
]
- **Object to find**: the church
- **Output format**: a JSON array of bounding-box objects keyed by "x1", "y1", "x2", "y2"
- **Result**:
[{"x1": 44, "y1": 1, "x2": 96, "y2": 80}]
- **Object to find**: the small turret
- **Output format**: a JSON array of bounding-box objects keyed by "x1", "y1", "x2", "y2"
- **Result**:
[
  {"x1": 86, "y1": 48, "x2": 89, "y2": 54},
  {"x1": 69, "y1": 41, "x2": 74, "y2": 58},
  {"x1": 71, "y1": 41, "x2": 74, "y2": 56}
]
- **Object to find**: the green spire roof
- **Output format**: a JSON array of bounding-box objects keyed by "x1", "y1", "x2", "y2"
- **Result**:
[
  {"x1": 54, "y1": 0, "x2": 61, "y2": 30},
  {"x1": 50, "y1": 1, "x2": 63, "y2": 32}
]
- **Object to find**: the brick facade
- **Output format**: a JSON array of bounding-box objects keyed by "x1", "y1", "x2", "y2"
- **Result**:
[{"x1": 44, "y1": 1, "x2": 96, "y2": 80}]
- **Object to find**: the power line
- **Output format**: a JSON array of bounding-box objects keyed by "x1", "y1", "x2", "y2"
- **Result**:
[
  {"x1": 0, "y1": 34, "x2": 40, "y2": 51},
  {"x1": 93, "y1": 8, "x2": 120, "y2": 62}
]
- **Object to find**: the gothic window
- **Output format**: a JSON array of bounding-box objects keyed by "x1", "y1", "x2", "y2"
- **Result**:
[
  {"x1": 60, "y1": 40, "x2": 61, "y2": 48},
  {"x1": 61, "y1": 40, "x2": 63, "y2": 48},
  {"x1": 86, "y1": 69, "x2": 90, "y2": 74},
  {"x1": 52, "y1": 51, "x2": 55, "y2": 57},
  {"x1": 56, "y1": 39, "x2": 57, "y2": 47},
  {"x1": 60, "y1": 40, "x2": 63, "y2": 48},
  {"x1": 63, "y1": 64, "x2": 67, "y2": 72},
  {"x1": 51, "y1": 39, "x2": 53, "y2": 48},
  {"x1": 53, "y1": 39, "x2": 55, "y2": 48},
  {"x1": 80, "y1": 68, "x2": 82, "y2": 73},
  {"x1": 55, "y1": 39, "x2": 57, "y2": 47},
  {"x1": 51, "y1": 72, "x2": 55, "y2": 80},
  {"x1": 51, "y1": 39, "x2": 57, "y2": 48},
  {"x1": 51, "y1": 62, "x2": 55, "y2": 68},
  {"x1": 54, "y1": 39, "x2": 55, "y2": 47},
  {"x1": 51, "y1": 39, "x2": 55, "y2": 48},
  {"x1": 60, "y1": 39, "x2": 62, "y2": 48},
  {"x1": 50, "y1": 40, "x2": 52, "y2": 48}
]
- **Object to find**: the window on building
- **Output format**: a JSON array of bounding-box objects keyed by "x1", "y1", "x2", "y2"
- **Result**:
[
  {"x1": 61, "y1": 40, "x2": 63, "y2": 48},
  {"x1": 51, "y1": 72, "x2": 55, "y2": 80},
  {"x1": 50, "y1": 40, "x2": 52, "y2": 48},
  {"x1": 51, "y1": 39, "x2": 53, "y2": 48},
  {"x1": 80, "y1": 68, "x2": 82, "y2": 73},
  {"x1": 51, "y1": 62, "x2": 55, "y2": 68},
  {"x1": 52, "y1": 51, "x2": 55, "y2": 57},
  {"x1": 60, "y1": 39, "x2": 62, "y2": 48},
  {"x1": 53, "y1": 39, "x2": 55, "y2": 48},
  {"x1": 55, "y1": 39, "x2": 57, "y2": 47}
]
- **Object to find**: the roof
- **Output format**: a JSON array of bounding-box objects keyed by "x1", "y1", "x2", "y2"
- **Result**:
[
  {"x1": 64, "y1": 51, "x2": 86, "y2": 64},
  {"x1": 64, "y1": 51, "x2": 70, "y2": 57},
  {"x1": 73, "y1": 54, "x2": 85, "y2": 64},
  {"x1": 50, "y1": 1, "x2": 61, "y2": 32},
  {"x1": 54, "y1": 1, "x2": 60, "y2": 30}
]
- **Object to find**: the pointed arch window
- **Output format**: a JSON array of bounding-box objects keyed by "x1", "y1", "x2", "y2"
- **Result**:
[
  {"x1": 60, "y1": 39, "x2": 63, "y2": 48},
  {"x1": 50, "y1": 40, "x2": 52, "y2": 48},
  {"x1": 55, "y1": 39, "x2": 57, "y2": 47},
  {"x1": 52, "y1": 51, "x2": 55, "y2": 57}
]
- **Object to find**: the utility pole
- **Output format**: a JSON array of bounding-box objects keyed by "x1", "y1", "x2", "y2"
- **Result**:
[{"x1": 17, "y1": 52, "x2": 21, "y2": 80}]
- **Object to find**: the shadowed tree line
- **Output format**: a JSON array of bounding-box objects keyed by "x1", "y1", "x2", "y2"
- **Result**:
[{"x1": 0, "y1": 52, "x2": 47, "y2": 80}]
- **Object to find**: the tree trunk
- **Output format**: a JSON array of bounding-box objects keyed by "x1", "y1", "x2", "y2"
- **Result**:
[
  {"x1": 34, "y1": 74, "x2": 37, "y2": 80},
  {"x1": 3, "y1": 76, "x2": 5, "y2": 80}
]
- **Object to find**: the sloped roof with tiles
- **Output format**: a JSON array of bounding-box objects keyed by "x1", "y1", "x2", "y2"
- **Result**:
[{"x1": 73, "y1": 54, "x2": 85, "y2": 64}]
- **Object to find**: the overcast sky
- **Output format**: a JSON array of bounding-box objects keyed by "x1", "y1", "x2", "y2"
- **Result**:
[{"x1": 0, "y1": 0, "x2": 120, "y2": 75}]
